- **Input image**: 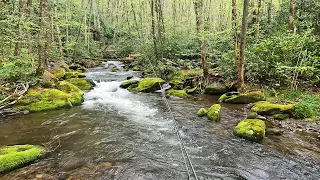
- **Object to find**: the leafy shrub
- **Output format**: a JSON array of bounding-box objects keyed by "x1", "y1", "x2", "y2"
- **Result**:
[{"x1": 293, "y1": 94, "x2": 320, "y2": 118}]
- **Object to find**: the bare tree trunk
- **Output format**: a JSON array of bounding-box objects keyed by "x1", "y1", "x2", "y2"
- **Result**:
[
  {"x1": 37, "y1": 0, "x2": 50, "y2": 75},
  {"x1": 238, "y1": 0, "x2": 250, "y2": 90},
  {"x1": 14, "y1": 0, "x2": 27, "y2": 57},
  {"x1": 232, "y1": 0, "x2": 241, "y2": 81},
  {"x1": 194, "y1": 0, "x2": 208, "y2": 84},
  {"x1": 26, "y1": 0, "x2": 33, "y2": 55},
  {"x1": 151, "y1": 0, "x2": 158, "y2": 59},
  {"x1": 254, "y1": 0, "x2": 262, "y2": 39},
  {"x1": 289, "y1": 0, "x2": 296, "y2": 34},
  {"x1": 155, "y1": 0, "x2": 165, "y2": 59},
  {"x1": 131, "y1": 0, "x2": 140, "y2": 38},
  {"x1": 54, "y1": 0, "x2": 63, "y2": 57}
]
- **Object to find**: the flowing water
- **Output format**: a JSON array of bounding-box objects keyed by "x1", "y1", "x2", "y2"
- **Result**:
[{"x1": 0, "y1": 62, "x2": 319, "y2": 180}]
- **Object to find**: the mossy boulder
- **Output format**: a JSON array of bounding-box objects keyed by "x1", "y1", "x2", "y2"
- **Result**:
[
  {"x1": 66, "y1": 78, "x2": 93, "y2": 90},
  {"x1": 65, "y1": 71, "x2": 86, "y2": 80},
  {"x1": 14, "y1": 88, "x2": 73, "y2": 112},
  {"x1": 234, "y1": 119, "x2": 266, "y2": 142},
  {"x1": 132, "y1": 66, "x2": 141, "y2": 71},
  {"x1": 197, "y1": 108, "x2": 207, "y2": 117},
  {"x1": 69, "y1": 64, "x2": 82, "y2": 70},
  {"x1": 169, "y1": 80, "x2": 184, "y2": 90},
  {"x1": 40, "y1": 70, "x2": 58, "y2": 88},
  {"x1": 134, "y1": 78, "x2": 165, "y2": 93},
  {"x1": 204, "y1": 85, "x2": 228, "y2": 95},
  {"x1": 112, "y1": 67, "x2": 120, "y2": 72},
  {"x1": 272, "y1": 114, "x2": 290, "y2": 120},
  {"x1": 77, "y1": 67, "x2": 88, "y2": 72},
  {"x1": 252, "y1": 101, "x2": 294, "y2": 115},
  {"x1": 247, "y1": 112, "x2": 258, "y2": 119},
  {"x1": 167, "y1": 89, "x2": 188, "y2": 98},
  {"x1": 186, "y1": 87, "x2": 200, "y2": 94},
  {"x1": 0, "y1": 145, "x2": 45, "y2": 173},
  {"x1": 127, "y1": 84, "x2": 138, "y2": 91},
  {"x1": 50, "y1": 67, "x2": 66, "y2": 80},
  {"x1": 207, "y1": 104, "x2": 221, "y2": 122},
  {"x1": 57, "y1": 81, "x2": 84, "y2": 105},
  {"x1": 120, "y1": 80, "x2": 139, "y2": 89},
  {"x1": 220, "y1": 91, "x2": 265, "y2": 104}
]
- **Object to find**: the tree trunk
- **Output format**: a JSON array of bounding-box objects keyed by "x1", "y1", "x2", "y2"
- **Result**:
[
  {"x1": 238, "y1": 0, "x2": 250, "y2": 90},
  {"x1": 232, "y1": 0, "x2": 241, "y2": 82},
  {"x1": 254, "y1": 0, "x2": 262, "y2": 39},
  {"x1": 26, "y1": 0, "x2": 33, "y2": 55},
  {"x1": 150, "y1": 0, "x2": 158, "y2": 59},
  {"x1": 37, "y1": 0, "x2": 50, "y2": 75},
  {"x1": 54, "y1": 0, "x2": 63, "y2": 57},
  {"x1": 267, "y1": 0, "x2": 272, "y2": 24},
  {"x1": 194, "y1": 0, "x2": 208, "y2": 85},
  {"x1": 289, "y1": 0, "x2": 296, "y2": 34},
  {"x1": 14, "y1": 0, "x2": 27, "y2": 57}
]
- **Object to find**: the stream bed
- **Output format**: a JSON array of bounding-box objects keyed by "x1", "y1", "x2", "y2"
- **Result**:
[{"x1": 0, "y1": 62, "x2": 319, "y2": 180}]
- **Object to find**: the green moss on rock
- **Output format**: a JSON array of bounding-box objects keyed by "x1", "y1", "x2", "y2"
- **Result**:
[
  {"x1": 127, "y1": 84, "x2": 138, "y2": 91},
  {"x1": 57, "y1": 81, "x2": 84, "y2": 105},
  {"x1": 0, "y1": 145, "x2": 45, "y2": 173},
  {"x1": 66, "y1": 78, "x2": 93, "y2": 90},
  {"x1": 120, "y1": 80, "x2": 139, "y2": 89},
  {"x1": 204, "y1": 85, "x2": 228, "y2": 95},
  {"x1": 14, "y1": 88, "x2": 73, "y2": 112},
  {"x1": 197, "y1": 108, "x2": 207, "y2": 117},
  {"x1": 167, "y1": 89, "x2": 188, "y2": 98},
  {"x1": 221, "y1": 91, "x2": 265, "y2": 104},
  {"x1": 186, "y1": 87, "x2": 200, "y2": 94},
  {"x1": 112, "y1": 67, "x2": 120, "y2": 72},
  {"x1": 134, "y1": 78, "x2": 165, "y2": 93},
  {"x1": 272, "y1": 114, "x2": 290, "y2": 120},
  {"x1": 50, "y1": 67, "x2": 66, "y2": 80},
  {"x1": 247, "y1": 112, "x2": 258, "y2": 119},
  {"x1": 40, "y1": 70, "x2": 58, "y2": 88},
  {"x1": 207, "y1": 104, "x2": 221, "y2": 122},
  {"x1": 234, "y1": 119, "x2": 266, "y2": 142},
  {"x1": 132, "y1": 66, "x2": 140, "y2": 71},
  {"x1": 169, "y1": 80, "x2": 184, "y2": 90},
  {"x1": 252, "y1": 101, "x2": 294, "y2": 115},
  {"x1": 65, "y1": 71, "x2": 86, "y2": 80}
]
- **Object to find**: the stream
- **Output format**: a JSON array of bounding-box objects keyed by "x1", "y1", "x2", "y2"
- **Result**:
[{"x1": 0, "y1": 61, "x2": 319, "y2": 180}]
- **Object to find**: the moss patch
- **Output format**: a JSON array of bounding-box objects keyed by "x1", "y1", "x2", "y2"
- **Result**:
[
  {"x1": 204, "y1": 85, "x2": 228, "y2": 95},
  {"x1": 134, "y1": 78, "x2": 165, "y2": 93},
  {"x1": 247, "y1": 112, "x2": 258, "y2": 119},
  {"x1": 167, "y1": 90, "x2": 188, "y2": 98},
  {"x1": 234, "y1": 119, "x2": 266, "y2": 142},
  {"x1": 112, "y1": 67, "x2": 120, "y2": 72},
  {"x1": 57, "y1": 81, "x2": 84, "y2": 105},
  {"x1": 197, "y1": 108, "x2": 207, "y2": 117},
  {"x1": 272, "y1": 114, "x2": 290, "y2": 120},
  {"x1": 65, "y1": 71, "x2": 86, "y2": 80},
  {"x1": 14, "y1": 88, "x2": 73, "y2": 112},
  {"x1": 173, "y1": 70, "x2": 202, "y2": 80},
  {"x1": 169, "y1": 80, "x2": 184, "y2": 90},
  {"x1": 186, "y1": 87, "x2": 200, "y2": 94},
  {"x1": 50, "y1": 67, "x2": 66, "y2": 80},
  {"x1": 66, "y1": 78, "x2": 93, "y2": 90},
  {"x1": 221, "y1": 91, "x2": 265, "y2": 104},
  {"x1": 252, "y1": 101, "x2": 294, "y2": 115},
  {"x1": 0, "y1": 145, "x2": 45, "y2": 173},
  {"x1": 40, "y1": 70, "x2": 58, "y2": 88},
  {"x1": 207, "y1": 104, "x2": 221, "y2": 122},
  {"x1": 120, "y1": 80, "x2": 139, "y2": 89}
]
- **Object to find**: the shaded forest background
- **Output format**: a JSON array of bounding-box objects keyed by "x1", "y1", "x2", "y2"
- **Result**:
[{"x1": 0, "y1": 0, "x2": 319, "y2": 97}]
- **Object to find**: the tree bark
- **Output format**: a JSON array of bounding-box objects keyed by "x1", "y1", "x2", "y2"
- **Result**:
[
  {"x1": 238, "y1": 0, "x2": 250, "y2": 90},
  {"x1": 150, "y1": 0, "x2": 158, "y2": 59},
  {"x1": 289, "y1": 0, "x2": 297, "y2": 34},
  {"x1": 254, "y1": 0, "x2": 262, "y2": 39},
  {"x1": 267, "y1": 0, "x2": 272, "y2": 24},
  {"x1": 54, "y1": 0, "x2": 63, "y2": 57},
  {"x1": 37, "y1": 0, "x2": 50, "y2": 74},
  {"x1": 194, "y1": 0, "x2": 208, "y2": 84},
  {"x1": 14, "y1": 0, "x2": 27, "y2": 57},
  {"x1": 232, "y1": 0, "x2": 241, "y2": 81},
  {"x1": 26, "y1": 0, "x2": 33, "y2": 55}
]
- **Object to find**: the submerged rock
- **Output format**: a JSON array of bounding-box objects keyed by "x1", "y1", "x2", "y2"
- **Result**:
[
  {"x1": 112, "y1": 67, "x2": 119, "y2": 72},
  {"x1": 220, "y1": 91, "x2": 265, "y2": 104},
  {"x1": 134, "y1": 78, "x2": 165, "y2": 93},
  {"x1": 234, "y1": 119, "x2": 266, "y2": 142},
  {"x1": 66, "y1": 78, "x2": 94, "y2": 90},
  {"x1": 120, "y1": 80, "x2": 139, "y2": 89},
  {"x1": 266, "y1": 128, "x2": 284, "y2": 136},
  {"x1": 207, "y1": 104, "x2": 221, "y2": 122},
  {"x1": 252, "y1": 101, "x2": 294, "y2": 115},
  {"x1": 166, "y1": 89, "x2": 188, "y2": 98},
  {"x1": 204, "y1": 85, "x2": 228, "y2": 95},
  {"x1": 169, "y1": 80, "x2": 184, "y2": 90},
  {"x1": 197, "y1": 108, "x2": 207, "y2": 117},
  {"x1": 0, "y1": 145, "x2": 45, "y2": 173},
  {"x1": 272, "y1": 114, "x2": 290, "y2": 120}
]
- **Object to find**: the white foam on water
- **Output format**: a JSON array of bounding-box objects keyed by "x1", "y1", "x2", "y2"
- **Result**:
[{"x1": 82, "y1": 81, "x2": 158, "y2": 118}]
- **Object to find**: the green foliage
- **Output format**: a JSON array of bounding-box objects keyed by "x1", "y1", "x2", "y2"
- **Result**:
[{"x1": 293, "y1": 94, "x2": 320, "y2": 119}]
